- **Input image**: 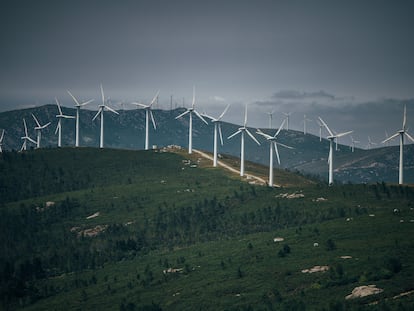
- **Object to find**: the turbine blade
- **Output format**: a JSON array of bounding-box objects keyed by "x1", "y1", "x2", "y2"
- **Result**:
[
  {"x1": 192, "y1": 86, "x2": 195, "y2": 109},
  {"x1": 62, "y1": 115, "x2": 76, "y2": 119},
  {"x1": 381, "y1": 132, "x2": 399, "y2": 144},
  {"x1": 246, "y1": 128, "x2": 260, "y2": 145},
  {"x1": 318, "y1": 117, "x2": 333, "y2": 137},
  {"x1": 256, "y1": 129, "x2": 272, "y2": 140},
  {"x1": 81, "y1": 99, "x2": 94, "y2": 106},
  {"x1": 274, "y1": 142, "x2": 281, "y2": 165},
  {"x1": 336, "y1": 130, "x2": 353, "y2": 138},
  {"x1": 0, "y1": 129, "x2": 4, "y2": 141},
  {"x1": 244, "y1": 104, "x2": 248, "y2": 127},
  {"x1": 193, "y1": 110, "x2": 208, "y2": 124},
  {"x1": 403, "y1": 104, "x2": 407, "y2": 130},
  {"x1": 218, "y1": 123, "x2": 224, "y2": 146},
  {"x1": 41, "y1": 122, "x2": 51, "y2": 129},
  {"x1": 278, "y1": 142, "x2": 294, "y2": 149},
  {"x1": 132, "y1": 102, "x2": 148, "y2": 108},
  {"x1": 218, "y1": 104, "x2": 230, "y2": 120},
  {"x1": 201, "y1": 113, "x2": 215, "y2": 121},
  {"x1": 150, "y1": 110, "x2": 157, "y2": 129},
  {"x1": 100, "y1": 84, "x2": 105, "y2": 105},
  {"x1": 92, "y1": 109, "x2": 101, "y2": 121},
  {"x1": 55, "y1": 121, "x2": 60, "y2": 135},
  {"x1": 27, "y1": 137, "x2": 37, "y2": 144},
  {"x1": 404, "y1": 131, "x2": 414, "y2": 142},
  {"x1": 55, "y1": 98, "x2": 63, "y2": 115},
  {"x1": 105, "y1": 105, "x2": 119, "y2": 115},
  {"x1": 150, "y1": 90, "x2": 160, "y2": 107},
  {"x1": 275, "y1": 119, "x2": 286, "y2": 137},
  {"x1": 175, "y1": 110, "x2": 190, "y2": 119},
  {"x1": 67, "y1": 90, "x2": 80, "y2": 106},
  {"x1": 228, "y1": 130, "x2": 241, "y2": 139},
  {"x1": 31, "y1": 113, "x2": 41, "y2": 127},
  {"x1": 23, "y1": 118, "x2": 28, "y2": 136}
]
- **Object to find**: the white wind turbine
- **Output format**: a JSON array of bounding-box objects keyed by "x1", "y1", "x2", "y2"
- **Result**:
[
  {"x1": 283, "y1": 112, "x2": 291, "y2": 130},
  {"x1": 55, "y1": 98, "x2": 75, "y2": 148},
  {"x1": 366, "y1": 136, "x2": 377, "y2": 150},
  {"x1": 350, "y1": 136, "x2": 360, "y2": 152},
  {"x1": 266, "y1": 110, "x2": 275, "y2": 129},
  {"x1": 316, "y1": 119, "x2": 324, "y2": 142},
  {"x1": 318, "y1": 117, "x2": 352, "y2": 186},
  {"x1": 228, "y1": 104, "x2": 261, "y2": 176},
  {"x1": 67, "y1": 90, "x2": 94, "y2": 147},
  {"x1": 382, "y1": 105, "x2": 414, "y2": 185},
  {"x1": 31, "y1": 113, "x2": 51, "y2": 148},
  {"x1": 303, "y1": 114, "x2": 312, "y2": 134},
  {"x1": 132, "y1": 90, "x2": 159, "y2": 150},
  {"x1": 175, "y1": 87, "x2": 208, "y2": 154},
  {"x1": 20, "y1": 118, "x2": 36, "y2": 151},
  {"x1": 203, "y1": 104, "x2": 230, "y2": 167},
  {"x1": 256, "y1": 119, "x2": 293, "y2": 187},
  {"x1": 0, "y1": 129, "x2": 4, "y2": 152},
  {"x1": 93, "y1": 84, "x2": 119, "y2": 149}
]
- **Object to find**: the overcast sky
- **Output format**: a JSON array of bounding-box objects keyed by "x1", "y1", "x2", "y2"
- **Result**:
[{"x1": 1, "y1": 0, "x2": 414, "y2": 147}]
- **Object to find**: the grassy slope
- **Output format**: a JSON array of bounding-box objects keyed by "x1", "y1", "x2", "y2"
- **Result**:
[{"x1": 1, "y1": 148, "x2": 414, "y2": 310}]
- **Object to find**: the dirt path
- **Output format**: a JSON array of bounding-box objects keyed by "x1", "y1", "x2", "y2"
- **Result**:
[{"x1": 193, "y1": 149, "x2": 268, "y2": 186}]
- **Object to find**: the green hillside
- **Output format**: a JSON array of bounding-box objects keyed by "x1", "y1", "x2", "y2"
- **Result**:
[{"x1": 1, "y1": 148, "x2": 414, "y2": 310}]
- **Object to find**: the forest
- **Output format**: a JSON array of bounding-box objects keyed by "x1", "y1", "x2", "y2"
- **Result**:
[{"x1": 1, "y1": 148, "x2": 414, "y2": 310}]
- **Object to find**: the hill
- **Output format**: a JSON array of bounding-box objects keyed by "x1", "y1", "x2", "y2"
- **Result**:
[
  {"x1": 1, "y1": 148, "x2": 414, "y2": 310},
  {"x1": 0, "y1": 105, "x2": 413, "y2": 184}
]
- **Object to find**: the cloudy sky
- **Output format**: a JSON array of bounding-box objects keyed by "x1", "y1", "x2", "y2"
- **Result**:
[{"x1": 1, "y1": 0, "x2": 414, "y2": 146}]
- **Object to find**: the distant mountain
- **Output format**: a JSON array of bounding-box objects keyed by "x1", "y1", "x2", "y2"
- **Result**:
[{"x1": 0, "y1": 105, "x2": 413, "y2": 184}]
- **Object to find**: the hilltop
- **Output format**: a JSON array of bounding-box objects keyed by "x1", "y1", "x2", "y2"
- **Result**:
[
  {"x1": 0, "y1": 105, "x2": 413, "y2": 184},
  {"x1": 0, "y1": 148, "x2": 414, "y2": 310}
]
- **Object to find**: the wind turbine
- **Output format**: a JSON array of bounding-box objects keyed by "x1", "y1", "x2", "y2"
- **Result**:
[
  {"x1": 350, "y1": 136, "x2": 360, "y2": 152},
  {"x1": 31, "y1": 113, "x2": 51, "y2": 148},
  {"x1": 132, "y1": 90, "x2": 159, "y2": 150},
  {"x1": 382, "y1": 105, "x2": 414, "y2": 185},
  {"x1": 316, "y1": 119, "x2": 324, "y2": 142},
  {"x1": 92, "y1": 84, "x2": 119, "y2": 149},
  {"x1": 228, "y1": 104, "x2": 261, "y2": 176},
  {"x1": 283, "y1": 112, "x2": 291, "y2": 130},
  {"x1": 67, "y1": 90, "x2": 94, "y2": 147},
  {"x1": 55, "y1": 98, "x2": 75, "y2": 148},
  {"x1": 266, "y1": 110, "x2": 275, "y2": 129},
  {"x1": 303, "y1": 114, "x2": 312, "y2": 134},
  {"x1": 318, "y1": 117, "x2": 352, "y2": 186},
  {"x1": 0, "y1": 129, "x2": 4, "y2": 152},
  {"x1": 366, "y1": 136, "x2": 377, "y2": 150},
  {"x1": 203, "y1": 104, "x2": 230, "y2": 167},
  {"x1": 20, "y1": 118, "x2": 36, "y2": 151},
  {"x1": 256, "y1": 119, "x2": 293, "y2": 187},
  {"x1": 175, "y1": 87, "x2": 208, "y2": 154}
]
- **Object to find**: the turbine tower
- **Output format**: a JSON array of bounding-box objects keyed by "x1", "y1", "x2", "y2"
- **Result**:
[
  {"x1": 20, "y1": 118, "x2": 36, "y2": 151},
  {"x1": 266, "y1": 110, "x2": 275, "y2": 129},
  {"x1": 92, "y1": 84, "x2": 119, "y2": 149},
  {"x1": 203, "y1": 104, "x2": 230, "y2": 167},
  {"x1": 382, "y1": 105, "x2": 414, "y2": 185},
  {"x1": 256, "y1": 119, "x2": 293, "y2": 187},
  {"x1": 67, "y1": 90, "x2": 94, "y2": 147},
  {"x1": 283, "y1": 112, "x2": 291, "y2": 131},
  {"x1": 55, "y1": 98, "x2": 75, "y2": 148},
  {"x1": 350, "y1": 136, "x2": 360, "y2": 152},
  {"x1": 175, "y1": 87, "x2": 208, "y2": 154},
  {"x1": 132, "y1": 90, "x2": 159, "y2": 150},
  {"x1": 303, "y1": 114, "x2": 312, "y2": 134},
  {"x1": 31, "y1": 113, "x2": 51, "y2": 148},
  {"x1": 0, "y1": 129, "x2": 4, "y2": 152},
  {"x1": 228, "y1": 104, "x2": 261, "y2": 177},
  {"x1": 318, "y1": 117, "x2": 352, "y2": 186}
]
